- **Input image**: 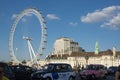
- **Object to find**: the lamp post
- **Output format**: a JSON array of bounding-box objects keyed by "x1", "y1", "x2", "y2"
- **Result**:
[
  {"x1": 104, "y1": 57, "x2": 107, "y2": 67},
  {"x1": 117, "y1": 55, "x2": 120, "y2": 66},
  {"x1": 111, "y1": 56, "x2": 114, "y2": 66},
  {"x1": 85, "y1": 55, "x2": 89, "y2": 66}
]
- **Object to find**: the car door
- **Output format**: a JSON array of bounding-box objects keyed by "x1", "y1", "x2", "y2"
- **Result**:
[
  {"x1": 57, "y1": 70, "x2": 67, "y2": 80},
  {"x1": 54, "y1": 65, "x2": 67, "y2": 80}
]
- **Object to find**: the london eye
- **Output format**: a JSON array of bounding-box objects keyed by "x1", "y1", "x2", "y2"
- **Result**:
[{"x1": 9, "y1": 8, "x2": 47, "y2": 65}]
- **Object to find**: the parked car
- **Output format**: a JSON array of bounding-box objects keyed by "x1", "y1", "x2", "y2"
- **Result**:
[
  {"x1": 0, "y1": 62, "x2": 15, "y2": 80},
  {"x1": 107, "y1": 66, "x2": 117, "y2": 75},
  {"x1": 9, "y1": 65, "x2": 36, "y2": 80},
  {"x1": 80, "y1": 64, "x2": 107, "y2": 80},
  {"x1": 31, "y1": 63, "x2": 76, "y2": 80}
]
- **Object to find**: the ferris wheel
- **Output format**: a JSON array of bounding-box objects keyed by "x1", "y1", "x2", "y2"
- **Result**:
[{"x1": 9, "y1": 8, "x2": 47, "y2": 64}]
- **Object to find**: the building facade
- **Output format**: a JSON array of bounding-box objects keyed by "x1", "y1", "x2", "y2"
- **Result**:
[
  {"x1": 46, "y1": 49, "x2": 120, "y2": 68},
  {"x1": 45, "y1": 37, "x2": 120, "y2": 68},
  {"x1": 25, "y1": 37, "x2": 120, "y2": 69},
  {"x1": 53, "y1": 37, "x2": 83, "y2": 55}
]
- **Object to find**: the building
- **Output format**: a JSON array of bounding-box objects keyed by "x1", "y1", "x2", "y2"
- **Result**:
[
  {"x1": 46, "y1": 49, "x2": 120, "y2": 68},
  {"x1": 45, "y1": 38, "x2": 120, "y2": 68},
  {"x1": 24, "y1": 37, "x2": 119, "y2": 68},
  {"x1": 53, "y1": 37, "x2": 84, "y2": 55}
]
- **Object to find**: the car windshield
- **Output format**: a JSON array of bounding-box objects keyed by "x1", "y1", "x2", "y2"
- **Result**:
[
  {"x1": 43, "y1": 64, "x2": 53, "y2": 71},
  {"x1": 86, "y1": 65, "x2": 103, "y2": 70},
  {"x1": 109, "y1": 66, "x2": 117, "y2": 70},
  {"x1": 86, "y1": 65, "x2": 96, "y2": 70}
]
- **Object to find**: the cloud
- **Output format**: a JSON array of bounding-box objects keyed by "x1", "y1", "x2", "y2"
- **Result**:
[
  {"x1": 81, "y1": 6, "x2": 120, "y2": 30},
  {"x1": 46, "y1": 14, "x2": 60, "y2": 20},
  {"x1": 101, "y1": 13, "x2": 120, "y2": 30},
  {"x1": 12, "y1": 14, "x2": 18, "y2": 19},
  {"x1": 69, "y1": 22, "x2": 78, "y2": 26},
  {"x1": 11, "y1": 13, "x2": 33, "y2": 22},
  {"x1": 21, "y1": 18, "x2": 27, "y2": 22}
]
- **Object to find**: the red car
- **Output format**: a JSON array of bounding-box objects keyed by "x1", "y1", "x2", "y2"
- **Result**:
[{"x1": 80, "y1": 64, "x2": 107, "y2": 79}]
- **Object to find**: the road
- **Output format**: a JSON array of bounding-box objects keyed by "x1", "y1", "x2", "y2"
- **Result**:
[
  {"x1": 75, "y1": 74, "x2": 115, "y2": 80},
  {"x1": 107, "y1": 75, "x2": 114, "y2": 80}
]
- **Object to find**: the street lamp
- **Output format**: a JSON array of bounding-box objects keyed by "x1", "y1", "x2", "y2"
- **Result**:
[
  {"x1": 85, "y1": 55, "x2": 89, "y2": 66},
  {"x1": 117, "y1": 55, "x2": 120, "y2": 66}
]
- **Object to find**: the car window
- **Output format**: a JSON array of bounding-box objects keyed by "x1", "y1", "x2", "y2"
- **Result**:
[
  {"x1": 87, "y1": 65, "x2": 96, "y2": 70},
  {"x1": 86, "y1": 65, "x2": 105, "y2": 70},
  {"x1": 99, "y1": 66, "x2": 104, "y2": 69},
  {"x1": 43, "y1": 64, "x2": 54, "y2": 71},
  {"x1": 60, "y1": 65, "x2": 67, "y2": 72},
  {"x1": 54, "y1": 64, "x2": 72, "y2": 72},
  {"x1": 61, "y1": 64, "x2": 72, "y2": 72},
  {"x1": 54, "y1": 65, "x2": 61, "y2": 72}
]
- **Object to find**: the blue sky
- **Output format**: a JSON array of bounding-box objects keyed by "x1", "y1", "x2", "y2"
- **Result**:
[{"x1": 0, "y1": 0, "x2": 120, "y2": 61}]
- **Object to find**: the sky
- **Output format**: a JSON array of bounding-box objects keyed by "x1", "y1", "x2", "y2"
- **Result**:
[{"x1": 0, "y1": 0, "x2": 120, "y2": 61}]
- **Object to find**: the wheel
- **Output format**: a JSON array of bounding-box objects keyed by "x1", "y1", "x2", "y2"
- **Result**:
[
  {"x1": 102, "y1": 76, "x2": 108, "y2": 80},
  {"x1": 69, "y1": 76, "x2": 74, "y2": 80},
  {"x1": 46, "y1": 77, "x2": 52, "y2": 80},
  {"x1": 91, "y1": 74, "x2": 95, "y2": 79}
]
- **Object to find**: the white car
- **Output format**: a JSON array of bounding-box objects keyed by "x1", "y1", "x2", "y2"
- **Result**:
[{"x1": 31, "y1": 63, "x2": 75, "y2": 80}]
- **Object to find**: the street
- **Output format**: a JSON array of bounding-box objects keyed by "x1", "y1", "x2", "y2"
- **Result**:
[
  {"x1": 75, "y1": 73, "x2": 115, "y2": 80},
  {"x1": 107, "y1": 75, "x2": 114, "y2": 80}
]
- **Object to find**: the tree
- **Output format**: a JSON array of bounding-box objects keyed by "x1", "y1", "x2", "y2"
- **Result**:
[{"x1": 22, "y1": 60, "x2": 26, "y2": 64}]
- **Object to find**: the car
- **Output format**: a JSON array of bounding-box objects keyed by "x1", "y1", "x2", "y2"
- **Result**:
[
  {"x1": 0, "y1": 62, "x2": 15, "y2": 80},
  {"x1": 80, "y1": 64, "x2": 107, "y2": 80},
  {"x1": 107, "y1": 66, "x2": 117, "y2": 75},
  {"x1": 9, "y1": 65, "x2": 36, "y2": 80},
  {"x1": 31, "y1": 63, "x2": 76, "y2": 80}
]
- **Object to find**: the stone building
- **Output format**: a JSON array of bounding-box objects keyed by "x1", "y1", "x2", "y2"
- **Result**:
[
  {"x1": 53, "y1": 37, "x2": 84, "y2": 55},
  {"x1": 45, "y1": 37, "x2": 120, "y2": 68},
  {"x1": 46, "y1": 49, "x2": 120, "y2": 68}
]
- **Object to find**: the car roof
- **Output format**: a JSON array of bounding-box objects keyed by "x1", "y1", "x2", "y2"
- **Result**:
[
  {"x1": 109, "y1": 66, "x2": 118, "y2": 68},
  {"x1": 0, "y1": 62, "x2": 8, "y2": 66},
  {"x1": 88, "y1": 64, "x2": 104, "y2": 66},
  {"x1": 10, "y1": 64, "x2": 32, "y2": 67},
  {"x1": 0, "y1": 62, "x2": 7, "y2": 64},
  {"x1": 47, "y1": 63, "x2": 70, "y2": 65}
]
